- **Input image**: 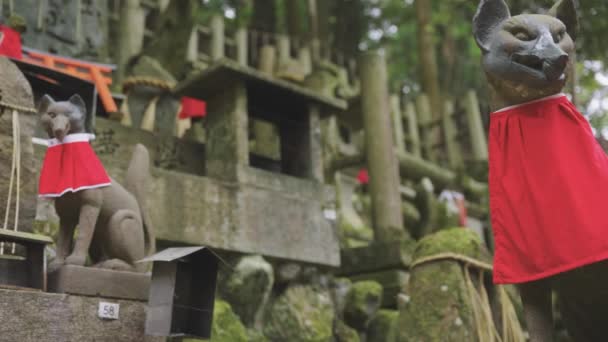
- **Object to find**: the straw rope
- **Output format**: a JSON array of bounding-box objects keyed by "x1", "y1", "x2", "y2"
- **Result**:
[
  {"x1": 1, "y1": 109, "x2": 22, "y2": 254},
  {"x1": 122, "y1": 76, "x2": 175, "y2": 93}
]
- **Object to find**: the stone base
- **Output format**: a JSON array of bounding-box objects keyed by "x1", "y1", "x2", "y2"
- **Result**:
[
  {"x1": 48, "y1": 265, "x2": 150, "y2": 301},
  {"x1": 0, "y1": 288, "x2": 162, "y2": 342}
]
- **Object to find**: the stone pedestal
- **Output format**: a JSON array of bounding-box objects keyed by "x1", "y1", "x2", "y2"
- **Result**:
[
  {"x1": 48, "y1": 265, "x2": 150, "y2": 301},
  {"x1": 0, "y1": 288, "x2": 162, "y2": 342}
]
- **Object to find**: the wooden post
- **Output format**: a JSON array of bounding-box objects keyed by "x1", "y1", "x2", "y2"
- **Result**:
[
  {"x1": 405, "y1": 102, "x2": 421, "y2": 157},
  {"x1": 210, "y1": 15, "x2": 225, "y2": 61},
  {"x1": 390, "y1": 94, "x2": 406, "y2": 154},
  {"x1": 464, "y1": 90, "x2": 488, "y2": 161},
  {"x1": 359, "y1": 50, "x2": 408, "y2": 242},
  {"x1": 442, "y1": 99, "x2": 462, "y2": 168},
  {"x1": 415, "y1": 94, "x2": 436, "y2": 162},
  {"x1": 235, "y1": 28, "x2": 248, "y2": 66}
]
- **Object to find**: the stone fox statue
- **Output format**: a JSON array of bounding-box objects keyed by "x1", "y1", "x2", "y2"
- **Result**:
[
  {"x1": 474, "y1": 1, "x2": 608, "y2": 341},
  {"x1": 37, "y1": 94, "x2": 155, "y2": 272}
]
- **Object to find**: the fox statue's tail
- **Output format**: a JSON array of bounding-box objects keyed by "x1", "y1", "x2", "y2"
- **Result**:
[{"x1": 125, "y1": 144, "x2": 156, "y2": 256}]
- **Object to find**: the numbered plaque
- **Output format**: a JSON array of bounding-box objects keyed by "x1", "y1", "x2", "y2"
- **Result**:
[{"x1": 98, "y1": 302, "x2": 120, "y2": 320}]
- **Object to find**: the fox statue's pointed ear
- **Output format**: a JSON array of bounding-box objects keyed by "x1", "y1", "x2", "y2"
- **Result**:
[
  {"x1": 473, "y1": 0, "x2": 511, "y2": 53},
  {"x1": 549, "y1": 0, "x2": 578, "y2": 41},
  {"x1": 68, "y1": 94, "x2": 86, "y2": 115},
  {"x1": 38, "y1": 94, "x2": 54, "y2": 114}
]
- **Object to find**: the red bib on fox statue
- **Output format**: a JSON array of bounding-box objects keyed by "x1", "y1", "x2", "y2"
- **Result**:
[
  {"x1": 489, "y1": 93, "x2": 608, "y2": 284},
  {"x1": 35, "y1": 133, "x2": 111, "y2": 197}
]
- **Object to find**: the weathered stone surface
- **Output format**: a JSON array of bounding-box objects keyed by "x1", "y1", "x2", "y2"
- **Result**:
[
  {"x1": 398, "y1": 228, "x2": 489, "y2": 342},
  {"x1": 264, "y1": 285, "x2": 335, "y2": 342},
  {"x1": 334, "y1": 320, "x2": 360, "y2": 342},
  {"x1": 0, "y1": 288, "x2": 162, "y2": 342},
  {"x1": 343, "y1": 280, "x2": 383, "y2": 330},
  {"x1": 14, "y1": 1, "x2": 109, "y2": 61},
  {"x1": 0, "y1": 57, "x2": 38, "y2": 232},
  {"x1": 368, "y1": 309, "x2": 398, "y2": 342},
  {"x1": 48, "y1": 265, "x2": 150, "y2": 301},
  {"x1": 220, "y1": 255, "x2": 274, "y2": 328}
]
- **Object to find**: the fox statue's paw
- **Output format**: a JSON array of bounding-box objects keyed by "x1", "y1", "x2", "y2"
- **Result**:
[
  {"x1": 48, "y1": 259, "x2": 65, "y2": 273},
  {"x1": 65, "y1": 253, "x2": 87, "y2": 267}
]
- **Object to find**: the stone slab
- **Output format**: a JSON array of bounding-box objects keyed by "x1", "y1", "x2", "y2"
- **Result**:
[
  {"x1": 48, "y1": 265, "x2": 150, "y2": 301},
  {"x1": 0, "y1": 288, "x2": 162, "y2": 342},
  {"x1": 339, "y1": 241, "x2": 414, "y2": 276}
]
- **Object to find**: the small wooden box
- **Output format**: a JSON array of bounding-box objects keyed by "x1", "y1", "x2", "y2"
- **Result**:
[{"x1": 141, "y1": 246, "x2": 223, "y2": 339}]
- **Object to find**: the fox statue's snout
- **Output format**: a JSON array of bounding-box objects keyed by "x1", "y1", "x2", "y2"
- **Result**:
[
  {"x1": 39, "y1": 94, "x2": 86, "y2": 142},
  {"x1": 511, "y1": 34, "x2": 569, "y2": 82},
  {"x1": 48, "y1": 114, "x2": 70, "y2": 142}
]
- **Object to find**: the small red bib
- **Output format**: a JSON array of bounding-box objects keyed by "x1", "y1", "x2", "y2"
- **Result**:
[
  {"x1": 0, "y1": 25, "x2": 22, "y2": 59},
  {"x1": 489, "y1": 94, "x2": 608, "y2": 284},
  {"x1": 36, "y1": 133, "x2": 111, "y2": 198}
]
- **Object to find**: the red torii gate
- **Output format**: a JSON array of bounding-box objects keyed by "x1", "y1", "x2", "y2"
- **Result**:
[{"x1": 21, "y1": 47, "x2": 118, "y2": 113}]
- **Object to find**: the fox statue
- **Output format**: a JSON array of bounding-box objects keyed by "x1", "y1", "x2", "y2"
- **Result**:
[
  {"x1": 37, "y1": 94, "x2": 155, "y2": 273},
  {"x1": 474, "y1": 1, "x2": 608, "y2": 341}
]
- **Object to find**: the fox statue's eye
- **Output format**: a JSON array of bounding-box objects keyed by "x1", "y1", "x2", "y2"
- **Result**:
[
  {"x1": 554, "y1": 31, "x2": 565, "y2": 43},
  {"x1": 514, "y1": 31, "x2": 533, "y2": 41},
  {"x1": 48, "y1": 112, "x2": 56, "y2": 118}
]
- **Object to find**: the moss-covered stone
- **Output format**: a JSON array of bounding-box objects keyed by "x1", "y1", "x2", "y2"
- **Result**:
[
  {"x1": 330, "y1": 277, "x2": 352, "y2": 319},
  {"x1": 248, "y1": 329, "x2": 269, "y2": 342},
  {"x1": 221, "y1": 255, "x2": 274, "y2": 328},
  {"x1": 177, "y1": 300, "x2": 248, "y2": 342},
  {"x1": 210, "y1": 300, "x2": 248, "y2": 342},
  {"x1": 367, "y1": 310, "x2": 398, "y2": 342},
  {"x1": 334, "y1": 320, "x2": 360, "y2": 342},
  {"x1": 264, "y1": 285, "x2": 335, "y2": 342},
  {"x1": 398, "y1": 228, "x2": 490, "y2": 342},
  {"x1": 412, "y1": 227, "x2": 489, "y2": 262},
  {"x1": 343, "y1": 281, "x2": 383, "y2": 330}
]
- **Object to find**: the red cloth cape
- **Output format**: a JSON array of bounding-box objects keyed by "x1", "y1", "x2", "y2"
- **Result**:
[
  {"x1": 489, "y1": 94, "x2": 608, "y2": 284},
  {"x1": 37, "y1": 134, "x2": 111, "y2": 197},
  {"x1": 0, "y1": 25, "x2": 22, "y2": 59}
]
